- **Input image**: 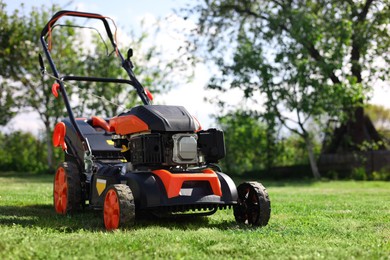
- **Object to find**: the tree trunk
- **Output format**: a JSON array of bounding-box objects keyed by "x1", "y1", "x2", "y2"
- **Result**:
[
  {"x1": 304, "y1": 135, "x2": 321, "y2": 179},
  {"x1": 45, "y1": 122, "x2": 54, "y2": 171}
]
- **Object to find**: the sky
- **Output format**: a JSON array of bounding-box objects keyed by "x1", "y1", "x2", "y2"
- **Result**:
[{"x1": 2, "y1": 0, "x2": 390, "y2": 135}]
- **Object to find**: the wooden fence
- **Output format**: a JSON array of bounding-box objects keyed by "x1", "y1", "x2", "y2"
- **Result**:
[{"x1": 318, "y1": 150, "x2": 390, "y2": 174}]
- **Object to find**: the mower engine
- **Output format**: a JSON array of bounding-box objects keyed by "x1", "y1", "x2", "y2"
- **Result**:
[{"x1": 110, "y1": 105, "x2": 225, "y2": 170}]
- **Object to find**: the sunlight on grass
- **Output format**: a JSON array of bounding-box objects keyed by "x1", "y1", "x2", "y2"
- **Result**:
[{"x1": 0, "y1": 173, "x2": 389, "y2": 259}]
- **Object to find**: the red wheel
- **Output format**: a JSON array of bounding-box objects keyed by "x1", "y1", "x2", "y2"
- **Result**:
[
  {"x1": 54, "y1": 167, "x2": 68, "y2": 214},
  {"x1": 53, "y1": 162, "x2": 82, "y2": 214},
  {"x1": 103, "y1": 184, "x2": 135, "y2": 230},
  {"x1": 104, "y1": 189, "x2": 120, "y2": 230}
]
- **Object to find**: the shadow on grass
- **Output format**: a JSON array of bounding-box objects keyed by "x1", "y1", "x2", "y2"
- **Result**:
[
  {"x1": 0, "y1": 204, "x2": 103, "y2": 231},
  {"x1": 0, "y1": 204, "x2": 242, "y2": 232},
  {"x1": 134, "y1": 211, "x2": 244, "y2": 231}
]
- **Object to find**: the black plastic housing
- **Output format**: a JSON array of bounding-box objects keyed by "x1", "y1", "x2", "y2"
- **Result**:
[
  {"x1": 129, "y1": 134, "x2": 163, "y2": 165},
  {"x1": 90, "y1": 164, "x2": 122, "y2": 207},
  {"x1": 197, "y1": 129, "x2": 226, "y2": 163},
  {"x1": 62, "y1": 118, "x2": 123, "y2": 167},
  {"x1": 118, "y1": 105, "x2": 197, "y2": 132}
]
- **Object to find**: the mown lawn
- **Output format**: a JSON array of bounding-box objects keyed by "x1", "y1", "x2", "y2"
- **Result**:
[{"x1": 0, "y1": 172, "x2": 389, "y2": 259}]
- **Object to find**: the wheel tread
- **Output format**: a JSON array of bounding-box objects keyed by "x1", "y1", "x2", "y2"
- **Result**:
[
  {"x1": 64, "y1": 162, "x2": 82, "y2": 213},
  {"x1": 105, "y1": 184, "x2": 135, "y2": 229},
  {"x1": 234, "y1": 181, "x2": 271, "y2": 226},
  {"x1": 249, "y1": 181, "x2": 271, "y2": 226}
]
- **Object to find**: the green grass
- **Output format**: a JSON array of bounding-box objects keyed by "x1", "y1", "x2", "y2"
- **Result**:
[{"x1": 0, "y1": 172, "x2": 389, "y2": 259}]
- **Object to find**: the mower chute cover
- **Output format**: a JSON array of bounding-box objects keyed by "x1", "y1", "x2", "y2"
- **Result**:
[{"x1": 40, "y1": 10, "x2": 271, "y2": 230}]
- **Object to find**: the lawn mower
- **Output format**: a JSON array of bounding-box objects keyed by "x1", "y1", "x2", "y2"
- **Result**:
[{"x1": 39, "y1": 10, "x2": 271, "y2": 230}]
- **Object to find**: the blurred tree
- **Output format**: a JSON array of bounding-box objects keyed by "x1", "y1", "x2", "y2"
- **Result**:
[
  {"x1": 0, "y1": 81, "x2": 17, "y2": 125},
  {"x1": 365, "y1": 104, "x2": 390, "y2": 140},
  {"x1": 217, "y1": 110, "x2": 269, "y2": 174},
  {"x1": 218, "y1": 109, "x2": 322, "y2": 174},
  {"x1": 183, "y1": 0, "x2": 389, "y2": 178},
  {"x1": 0, "y1": 2, "x2": 76, "y2": 169},
  {"x1": 72, "y1": 28, "x2": 181, "y2": 118},
  {"x1": 0, "y1": 131, "x2": 48, "y2": 173},
  {"x1": 0, "y1": 2, "x2": 22, "y2": 125}
]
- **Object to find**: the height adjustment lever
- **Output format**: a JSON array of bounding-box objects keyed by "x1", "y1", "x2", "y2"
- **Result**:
[
  {"x1": 38, "y1": 53, "x2": 46, "y2": 75},
  {"x1": 125, "y1": 48, "x2": 134, "y2": 69}
]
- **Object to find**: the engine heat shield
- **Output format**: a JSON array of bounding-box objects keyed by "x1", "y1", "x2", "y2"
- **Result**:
[{"x1": 110, "y1": 105, "x2": 197, "y2": 134}]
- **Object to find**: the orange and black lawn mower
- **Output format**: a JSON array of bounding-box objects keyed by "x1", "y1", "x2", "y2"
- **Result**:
[{"x1": 40, "y1": 10, "x2": 270, "y2": 230}]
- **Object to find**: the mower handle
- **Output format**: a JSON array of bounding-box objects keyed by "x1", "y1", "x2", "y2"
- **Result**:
[
  {"x1": 40, "y1": 10, "x2": 152, "y2": 148},
  {"x1": 41, "y1": 10, "x2": 151, "y2": 105},
  {"x1": 41, "y1": 10, "x2": 114, "y2": 42}
]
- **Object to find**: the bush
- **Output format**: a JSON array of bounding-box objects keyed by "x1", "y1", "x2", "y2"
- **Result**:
[
  {"x1": 351, "y1": 167, "x2": 367, "y2": 180},
  {"x1": 371, "y1": 168, "x2": 390, "y2": 181},
  {"x1": 0, "y1": 131, "x2": 58, "y2": 174}
]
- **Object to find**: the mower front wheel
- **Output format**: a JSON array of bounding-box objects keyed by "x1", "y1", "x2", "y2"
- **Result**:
[
  {"x1": 234, "y1": 181, "x2": 271, "y2": 227},
  {"x1": 53, "y1": 162, "x2": 82, "y2": 214},
  {"x1": 103, "y1": 184, "x2": 135, "y2": 230}
]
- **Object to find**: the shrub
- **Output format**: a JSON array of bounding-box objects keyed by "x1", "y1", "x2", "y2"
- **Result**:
[
  {"x1": 0, "y1": 131, "x2": 49, "y2": 173},
  {"x1": 351, "y1": 167, "x2": 367, "y2": 180},
  {"x1": 371, "y1": 168, "x2": 390, "y2": 181}
]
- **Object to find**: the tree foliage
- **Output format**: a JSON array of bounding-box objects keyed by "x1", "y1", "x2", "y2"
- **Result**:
[
  {"x1": 218, "y1": 110, "x2": 321, "y2": 175},
  {"x1": 70, "y1": 28, "x2": 182, "y2": 118},
  {"x1": 217, "y1": 110, "x2": 268, "y2": 174},
  {"x1": 183, "y1": 0, "x2": 389, "y2": 178},
  {"x1": 0, "y1": 131, "x2": 62, "y2": 173},
  {"x1": 365, "y1": 104, "x2": 390, "y2": 141},
  {"x1": 0, "y1": 81, "x2": 17, "y2": 125}
]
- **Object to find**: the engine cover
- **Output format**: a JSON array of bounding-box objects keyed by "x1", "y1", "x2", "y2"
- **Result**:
[{"x1": 110, "y1": 105, "x2": 197, "y2": 135}]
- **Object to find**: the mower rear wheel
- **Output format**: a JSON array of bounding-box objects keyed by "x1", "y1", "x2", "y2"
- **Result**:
[
  {"x1": 53, "y1": 162, "x2": 82, "y2": 214},
  {"x1": 103, "y1": 184, "x2": 135, "y2": 230},
  {"x1": 234, "y1": 182, "x2": 271, "y2": 226}
]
